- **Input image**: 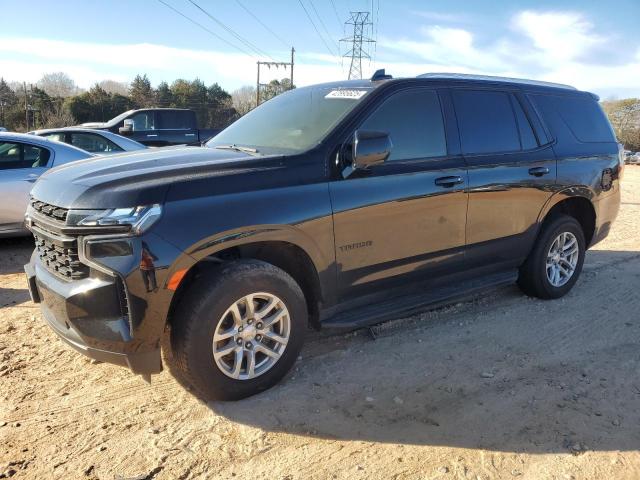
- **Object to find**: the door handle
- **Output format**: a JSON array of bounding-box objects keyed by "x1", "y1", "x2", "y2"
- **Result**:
[
  {"x1": 146, "y1": 134, "x2": 158, "y2": 137},
  {"x1": 26, "y1": 174, "x2": 39, "y2": 183},
  {"x1": 185, "y1": 133, "x2": 196, "y2": 137},
  {"x1": 434, "y1": 176, "x2": 464, "y2": 188},
  {"x1": 528, "y1": 166, "x2": 550, "y2": 177}
]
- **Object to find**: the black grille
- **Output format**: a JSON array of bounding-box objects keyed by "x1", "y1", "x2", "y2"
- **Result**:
[
  {"x1": 33, "y1": 231, "x2": 89, "y2": 281},
  {"x1": 31, "y1": 199, "x2": 68, "y2": 222}
]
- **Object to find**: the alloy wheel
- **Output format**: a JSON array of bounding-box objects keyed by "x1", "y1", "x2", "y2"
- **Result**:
[
  {"x1": 212, "y1": 292, "x2": 290, "y2": 380},
  {"x1": 546, "y1": 231, "x2": 579, "y2": 287}
]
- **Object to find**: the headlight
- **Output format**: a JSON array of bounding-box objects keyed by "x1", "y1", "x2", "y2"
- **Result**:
[{"x1": 68, "y1": 204, "x2": 162, "y2": 234}]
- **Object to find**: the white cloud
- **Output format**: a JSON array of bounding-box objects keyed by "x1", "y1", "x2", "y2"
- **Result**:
[
  {"x1": 379, "y1": 10, "x2": 640, "y2": 97},
  {"x1": 512, "y1": 10, "x2": 605, "y2": 63},
  {"x1": 0, "y1": 10, "x2": 639, "y2": 98}
]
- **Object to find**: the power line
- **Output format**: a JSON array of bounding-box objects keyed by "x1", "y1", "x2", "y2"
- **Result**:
[
  {"x1": 329, "y1": 0, "x2": 343, "y2": 29},
  {"x1": 309, "y1": 0, "x2": 340, "y2": 52},
  {"x1": 372, "y1": 0, "x2": 380, "y2": 68},
  {"x1": 187, "y1": 0, "x2": 274, "y2": 60},
  {"x1": 297, "y1": 0, "x2": 339, "y2": 57},
  {"x1": 156, "y1": 0, "x2": 254, "y2": 57},
  {"x1": 234, "y1": 0, "x2": 290, "y2": 50}
]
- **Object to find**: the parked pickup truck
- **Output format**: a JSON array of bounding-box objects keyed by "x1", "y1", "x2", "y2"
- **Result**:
[
  {"x1": 80, "y1": 108, "x2": 220, "y2": 146},
  {"x1": 25, "y1": 71, "x2": 622, "y2": 401}
]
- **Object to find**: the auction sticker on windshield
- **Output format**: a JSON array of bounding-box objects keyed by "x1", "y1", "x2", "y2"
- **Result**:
[{"x1": 325, "y1": 89, "x2": 369, "y2": 99}]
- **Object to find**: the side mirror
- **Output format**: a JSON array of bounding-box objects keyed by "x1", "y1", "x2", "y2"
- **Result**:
[
  {"x1": 119, "y1": 119, "x2": 134, "y2": 135},
  {"x1": 352, "y1": 130, "x2": 392, "y2": 170}
]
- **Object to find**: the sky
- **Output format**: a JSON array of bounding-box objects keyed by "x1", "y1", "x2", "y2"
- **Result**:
[{"x1": 0, "y1": 0, "x2": 639, "y2": 98}]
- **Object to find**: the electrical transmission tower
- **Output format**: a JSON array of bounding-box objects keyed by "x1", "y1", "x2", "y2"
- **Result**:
[{"x1": 341, "y1": 11, "x2": 375, "y2": 80}]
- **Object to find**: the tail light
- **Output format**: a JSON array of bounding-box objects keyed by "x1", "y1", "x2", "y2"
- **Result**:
[{"x1": 618, "y1": 143, "x2": 625, "y2": 180}]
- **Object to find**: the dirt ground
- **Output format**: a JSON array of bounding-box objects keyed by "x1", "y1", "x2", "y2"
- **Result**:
[{"x1": 1, "y1": 168, "x2": 639, "y2": 480}]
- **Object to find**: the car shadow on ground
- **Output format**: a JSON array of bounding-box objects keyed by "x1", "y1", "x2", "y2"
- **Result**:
[
  {"x1": 0, "y1": 236, "x2": 33, "y2": 275},
  {"x1": 198, "y1": 250, "x2": 640, "y2": 453},
  {"x1": 0, "y1": 237, "x2": 33, "y2": 308}
]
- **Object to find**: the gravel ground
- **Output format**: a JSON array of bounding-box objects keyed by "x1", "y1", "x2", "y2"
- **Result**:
[{"x1": 1, "y1": 167, "x2": 639, "y2": 480}]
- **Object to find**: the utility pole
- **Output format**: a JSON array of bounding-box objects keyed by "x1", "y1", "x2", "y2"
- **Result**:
[
  {"x1": 341, "y1": 12, "x2": 375, "y2": 80},
  {"x1": 23, "y1": 82, "x2": 29, "y2": 131},
  {"x1": 256, "y1": 47, "x2": 295, "y2": 107}
]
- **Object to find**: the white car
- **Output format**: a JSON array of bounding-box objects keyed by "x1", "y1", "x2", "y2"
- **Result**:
[
  {"x1": 0, "y1": 132, "x2": 93, "y2": 237},
  {"x1": 30, "y1": 127, "x2": 146, "y2": 155}
]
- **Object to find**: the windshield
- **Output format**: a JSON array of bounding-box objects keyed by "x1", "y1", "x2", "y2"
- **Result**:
[
  {"x1": 107, "y1": 110, "x2": 136, "y2": 125},
  {"x1": 207, "y1": 84, "x2": 372, "y2": 154}
]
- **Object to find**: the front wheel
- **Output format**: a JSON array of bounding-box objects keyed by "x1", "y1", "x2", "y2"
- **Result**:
[
  {"x1": 171, "y1": 260, "x2": 307, "y2": 400},
  {"x1": 517, "y1": 214, "x2": 586, "y2": 299}
]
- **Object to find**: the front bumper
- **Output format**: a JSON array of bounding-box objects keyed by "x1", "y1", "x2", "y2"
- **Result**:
[{"x1": 24, "y1": 253, "x2": 162, "y2": 375}]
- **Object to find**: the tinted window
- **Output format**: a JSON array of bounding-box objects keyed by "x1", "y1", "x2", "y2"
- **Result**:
[
  {"x1": 157, "y1": 110, "x2": 194, "y2": 129},
  {"x1": 70, "y1": 133, "x2": 123, "y2": 153},
  {"x1": 130, "y1": 112, "x2": 155, "y2": 131},
  {"x1": 529, "y1": 94, "x2": 615, "y2": 143},
  {"x1": 453, "y1": 90, "x2": 520, "y2": 154},
  {"x1": 0, "y1": 142, "x2": 50, "y2": 169},
  {"x1": 511, "y1": 96, "x2": 538, "y2": 149},
  {"x1": 360, "y1": 89, "x2": 446, "y2": 161}
]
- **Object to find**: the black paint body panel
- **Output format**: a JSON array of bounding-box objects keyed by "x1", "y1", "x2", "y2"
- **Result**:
[{"x1": 25, "y1": 76, "x2": 622, "y2": 374}]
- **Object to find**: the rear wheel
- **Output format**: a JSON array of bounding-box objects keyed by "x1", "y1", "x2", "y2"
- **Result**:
[
  {"x1": 517, "y1": 214, "x2": 586, "y2": 299},
  {"x1": 171, "y1": 260, "x2": 307, "y2": 400}
]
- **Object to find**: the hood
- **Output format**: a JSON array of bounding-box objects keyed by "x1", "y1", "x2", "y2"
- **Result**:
[{"x1": 30, "y1": 146, "x2": 285, "y2": 209}]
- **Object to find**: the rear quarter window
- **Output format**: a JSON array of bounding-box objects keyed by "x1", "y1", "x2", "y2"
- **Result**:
[{"x1": 528, "y1": 94, "x2": 615, "y2": 143}]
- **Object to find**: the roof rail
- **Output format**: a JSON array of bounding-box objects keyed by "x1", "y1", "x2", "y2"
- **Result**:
[
  {"x1": 417, "y1": 72, "x2": 577, "y2": 90},
  {"x1": 371, "y1": 69, "x2": 393, "y2": 81}
]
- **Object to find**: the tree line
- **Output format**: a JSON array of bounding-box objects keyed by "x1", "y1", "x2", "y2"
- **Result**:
[
  {"x1": 0, "y1": 72, "x2": 294, "y2": 132},
  {"x1": 601, "y1": 98, "x2": 640, "y2": 152},
  {"x1": 4, "y1": 71, "x2": 636, "y2": 150}
]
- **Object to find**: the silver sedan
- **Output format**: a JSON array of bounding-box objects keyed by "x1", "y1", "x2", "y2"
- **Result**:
[
  {"x1": 30, "y1": 127, "x2": 146, "y2": 155},
  {"x1": 0, "y1": 132, "x2": 93, "y2": 237}
]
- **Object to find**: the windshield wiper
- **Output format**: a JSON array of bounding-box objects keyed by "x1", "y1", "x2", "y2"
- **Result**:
[{"x1": 214, "y1": 144, "x2": 260, "y2": 156}]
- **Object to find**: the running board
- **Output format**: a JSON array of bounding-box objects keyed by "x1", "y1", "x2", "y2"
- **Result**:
[{"x1": 321, "y1": 270, "x2": 518, "y2": 330}]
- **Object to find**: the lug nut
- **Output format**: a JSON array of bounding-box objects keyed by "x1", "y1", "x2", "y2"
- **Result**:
[
  {"x1": 255, "y1": 334, "x2": 262, "y2": 341},
  {"x1": 256, "y1": 322, "x2": 263, "y2": 329},
  {"x1": 238, "y1": 326, "x2": 243, "y2": 332},
  {"x1": 236, "y1": 338, "x2": 243, "y2": 345},
  {"x1": 245, "y1": 342, "x2": 253, "y2": 349},
  {"x1": 247, "y1": 318, "x2": 253, "y2": 325}
]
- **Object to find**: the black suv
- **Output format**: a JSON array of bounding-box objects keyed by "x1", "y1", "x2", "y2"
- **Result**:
[{"x1": 24, "y1": 72, "x2": 622, "y2": 400}]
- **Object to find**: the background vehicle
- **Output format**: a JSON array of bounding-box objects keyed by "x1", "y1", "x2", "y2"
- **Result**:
[
  {"x1": 0, "y1": 132, "x2": 92, "y2": 237},
  {"x1": 0, "y1": 127, "x2": 7, "y2": 132},
  {"x1": 25, "y1": 73, "x2": 621, "y2": 400},
  {"x1": 30, "y1": 127, "x2": 147, "y2": 155},
  {"x1": 628, "y1": 152, "x2": 640, "y2": 164},
  {"x1": 80, "y1": 108, "x2": 220, "y2": 147}
]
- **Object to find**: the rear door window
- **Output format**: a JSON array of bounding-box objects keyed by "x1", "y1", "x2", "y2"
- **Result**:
[
  {"x1": 70, "y1": 133, "x2": 123, "y2": 153},
  {"x1": 529, "y1": 94, "x2": 615, "y2": 143},
  {"x1": 452, "y1": 90, "x2": 521, "y2": 154},
  {"x1": 0, "y1": 142, "x2": 50, "y2": 169},
  {"x1": 157, "y1": 110, "x2": 194, "y2": 129},
  {"x1": 360, "y1": 89, "x2": 447, "y2": 161}
]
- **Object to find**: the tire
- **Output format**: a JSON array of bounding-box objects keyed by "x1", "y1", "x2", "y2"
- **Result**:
[
  {"x1": 517, "y1": 214, "x2": 586, "y2": 299},
  {"x1": 171, "y1": 259, "x2": 307, "y2": 401}
]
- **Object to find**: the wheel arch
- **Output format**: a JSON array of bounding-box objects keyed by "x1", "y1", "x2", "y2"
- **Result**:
[
  {"x1": 537, "y1": 188, "x2": 597, "y2": 246},
  {"x1": 166, "y1": 226, "x2": 331, "y2": 331}
]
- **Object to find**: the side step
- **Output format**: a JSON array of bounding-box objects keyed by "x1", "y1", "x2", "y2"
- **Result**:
[{"x1": 321, "y1": 270, "x2": 518, "y2": 331}]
